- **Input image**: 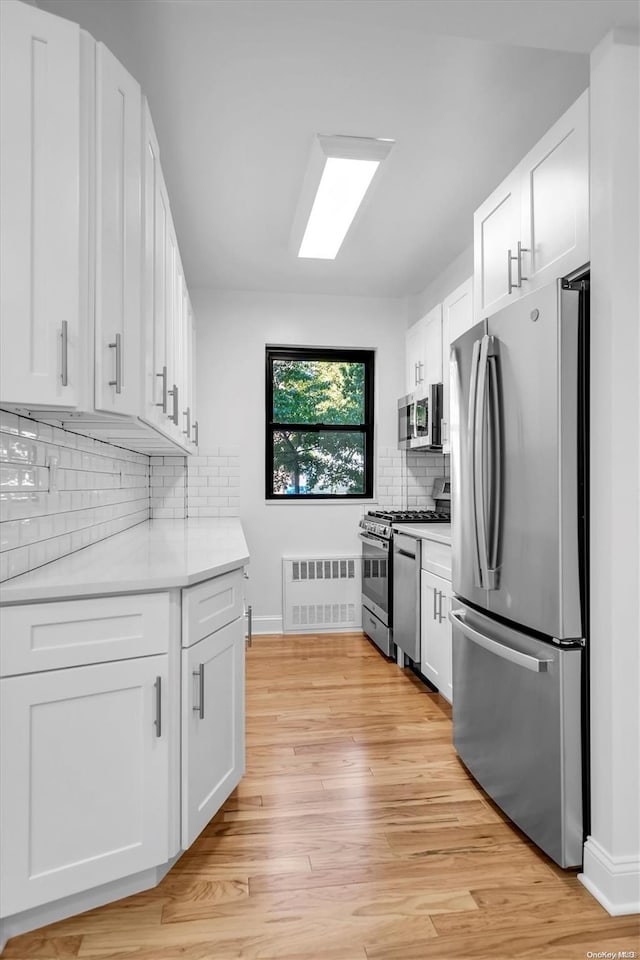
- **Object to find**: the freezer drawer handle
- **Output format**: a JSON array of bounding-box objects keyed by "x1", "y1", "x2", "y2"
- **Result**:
[{"x1": 449, "y1": 610, "x2": 552, "y2": 673}]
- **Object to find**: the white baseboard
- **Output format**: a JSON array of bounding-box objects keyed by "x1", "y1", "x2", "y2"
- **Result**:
[
  {"x1": 251, "y1": 615, "x2": 364, "y2": 637},
  {"x1": 251, "y1": 615, "x2": 283, "y2": 635},
  {"x1": 579, "y1": 837, "x2": 640, "y2": 915},
  {"x1": 0, "y1": 856, "x2": 179, "y2": 953}
]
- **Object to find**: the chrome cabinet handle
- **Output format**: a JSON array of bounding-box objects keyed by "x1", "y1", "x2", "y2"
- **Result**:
[
  {"x1": 155, "y1": 365, "x2": 167, "y2": 412},
  {"x1": 508, "y1": 243, "x2": 529, "y2": 294},
  {"x1": 246, "y1": 604, "x2": 253, "y2": 648},
  {"x1": 449, "y1": 610, "x2": 552, "y2": 673},
  {"x1": 167, "y1": 383, "x2": 179, "y2": 425},
  {"x1": 183, "y1": 406, "x2": 191, "y2": 436},
  {"x1": 193, "y1": 663, "x2": 205, "y2": 719},
  {"x1": 418, "y1": 360, "x2": 424, "y2": 383},
  {"x1": 61, "y1": 321, "x2": 69, "y2": 386},
  {"x1": 192, "y1": 420, "x2": 199, "y2": 446},
  {"x1": 437, "y1": 591, "x2": 445, "y2": 623},
  {"x1": 432, "y1": 587, "x2": 438, "y2": 621},
  {"x1": 516, "y1": 240, "x2": 529, "y2": 287},
  {"x1": 108, "y1": 333, "x2": 122, "y2": 393},
  {"x1": 154, "y1": 676, "x2": 162, "y2": 737}
]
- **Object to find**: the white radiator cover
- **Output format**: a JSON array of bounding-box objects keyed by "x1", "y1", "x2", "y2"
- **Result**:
[{"x1": 282, "y1": 556, "x2": 362, "y2": 633}]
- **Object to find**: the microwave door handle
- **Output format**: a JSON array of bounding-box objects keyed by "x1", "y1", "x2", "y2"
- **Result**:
[
  {"x1": 468, "y1": 339, "x2": 483, "y2": 588},
  {"x1": 487, "y1": 350, "x2": 502, "y2": 586},
  {"x1": 474, "y1": 335, "x2": 492, "y2": 589}
]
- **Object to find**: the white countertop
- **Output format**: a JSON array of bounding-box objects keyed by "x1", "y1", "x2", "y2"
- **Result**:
[
  {"x1": 392, "y1": 522, "x2": 451, "y2": 545},
  {"x1": 0, "y1": 519, "x2": 250, "y2": 604}
]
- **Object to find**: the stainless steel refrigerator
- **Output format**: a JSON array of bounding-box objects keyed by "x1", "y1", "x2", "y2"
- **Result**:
[{"x1": 449, "y1": 276, "x2": 588, "y2": 868}]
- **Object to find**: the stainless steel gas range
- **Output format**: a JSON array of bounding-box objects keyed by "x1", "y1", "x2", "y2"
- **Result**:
[{"x1": 359, "y1": 499, "x2": 450, "y2": 658}]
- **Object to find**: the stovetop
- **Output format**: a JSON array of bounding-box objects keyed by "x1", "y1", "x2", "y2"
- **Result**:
[{"x1": 367, "y1": 509, "x2": 450, "y2": 523}]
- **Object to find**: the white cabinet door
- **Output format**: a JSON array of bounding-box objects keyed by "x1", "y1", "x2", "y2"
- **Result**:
[
  {"x1": 441, "y1": 277, "x2": 473, "y2": 452},
  {"x1": 423, "y1": 304, "x2": 443, "y2": 388},
  {"x1": 405, "y1": 318, "x2": 425, "y2": 396},
  {"x1": 182, "y1": 617, "x2": 245, "y2": 848},
  {"x1": 188, "y1": 299, "x2": 199, "y2": 448},
  {"x1": 0, "y1": 655, "x2": 169, "y2": 916},
  {"x1": 406, "y1": 305, "x2": 442, "y2": 399},
  {"x1": 0, "y1": 0, "x2": 80, "y2": 408},
  {"x1": 420, "y1": 570, "x2": 453, "y2": 703},
  {"x1": 164, "y1": 220, "x2": 181, "y2": 434},
  {"x1": 520, "y1": 90, "x2": 589, "y2": 291},
  {"x1": 439, "y1": 580, "x2": 453, "y2": 704},
  {"x1": 94, "y1": 42, "x2": 142, "y2": 416},
  {"x1": 474, "y1": 169, "x2": 521, "y2": 321},
  {"x1": 474, "y1": 92, "x2": 589, "y2": 323},
  {"x1": 143, "y1": 100, "x2": 170, "y2": 429}
]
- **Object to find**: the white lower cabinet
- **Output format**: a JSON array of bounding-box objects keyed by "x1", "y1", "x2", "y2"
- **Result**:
[
  {"x1": 420, "y1": 569, "x2": 453, "y2": 704},
  {"x1": 181, "y1": 616, "x2": 245, "y2": 849},
  {"x1": 0, "y1": 654, "x2": 169, "y2": 916},
  {"x1": 0, "y1": 567, "x2": 246, "y2": 932}
]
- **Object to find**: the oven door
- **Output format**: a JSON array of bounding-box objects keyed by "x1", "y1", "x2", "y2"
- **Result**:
[{"x1": 360, "y1": 532, "x2": 391, "y2": 625}]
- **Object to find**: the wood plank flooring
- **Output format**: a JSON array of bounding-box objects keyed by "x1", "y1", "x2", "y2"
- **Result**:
[{"x1": 5, "y1": 633, "x2": 639, "y2": 959}]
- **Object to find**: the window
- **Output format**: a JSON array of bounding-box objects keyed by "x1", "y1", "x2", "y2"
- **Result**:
[{"x1": 265, "y1": 346, "x2": 374, "y2": 499}]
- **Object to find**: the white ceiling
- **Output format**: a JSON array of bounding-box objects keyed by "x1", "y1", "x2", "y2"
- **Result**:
[{"x1": 40, "y1": 0, "x2": 639, "y2": 298}]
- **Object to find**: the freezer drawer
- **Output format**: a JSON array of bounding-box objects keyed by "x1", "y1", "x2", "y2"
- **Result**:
[{"x1": 450, "y1": 601, "x2": 583, "y2": 868}]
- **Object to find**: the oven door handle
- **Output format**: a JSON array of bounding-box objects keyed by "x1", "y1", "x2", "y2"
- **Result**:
[{"x1": 359, "y1": 533, "x2": 390, "y2": 552}]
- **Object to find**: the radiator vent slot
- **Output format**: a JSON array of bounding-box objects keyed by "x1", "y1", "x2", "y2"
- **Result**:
[
  {"x1": 283, "y1": 556, "x2": 361, "y2": 634},
  {"x1": 291, "y1": 559, "x2": 356, "y2": 582},
  {"x1": 291, "y1": 603, "x2": 356, "y2": 627}
]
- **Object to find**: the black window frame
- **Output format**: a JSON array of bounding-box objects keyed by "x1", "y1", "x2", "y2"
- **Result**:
[{"x1": 265, "y1": 345, "x2": 375, "y2": 500}]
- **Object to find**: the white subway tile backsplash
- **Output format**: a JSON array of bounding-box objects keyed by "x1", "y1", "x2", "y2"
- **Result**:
[
  {"x1": 0, "y1": 412, "x2": 150, "y2": 582},
  {"x1": 149, "y1": 452, "x2": 240, "y2": 520}
]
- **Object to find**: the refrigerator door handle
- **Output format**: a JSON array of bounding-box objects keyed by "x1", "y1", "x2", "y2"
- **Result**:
[
  {"x1": 487, "y1": 350, "x2": 502, "y2": 584},
  {"x1": 474, "y1": 335, "x2": 491, "y2": 588},
  {"x1": 468, "y1": 338, "x2": 483, "y2": 588},
  {"x1": 449, "y1": 610, "x2": 552, "y2": 673}
]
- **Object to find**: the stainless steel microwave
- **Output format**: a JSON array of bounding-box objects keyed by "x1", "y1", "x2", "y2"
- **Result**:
[{"x1": 398, "y1": 383, "x2": 442, "y2": 450}]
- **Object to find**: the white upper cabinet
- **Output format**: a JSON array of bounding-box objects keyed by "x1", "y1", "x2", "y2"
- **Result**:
[
  {"x1": 0, "y1": 3, "x2": 198, "y2": 454},
  {"x1": 473, "y1": 169, "x2": 521, "y2": 320},
  {"x1": 423, "y1": 304, "x2": 443, "y2": 388},
  {"x1": 405, "y1": 304, "x2": 442, "y2": 399},
  {"x1": 441, "y1": 276, "x2": 473, "y2": 452},
  {"x1": 520, "y1": 91, "x2": 589, "y2": 290},
  {"x1": 0, "y1": 0, "x2": 80, "y2": 408},
  {"x1": 94, "y1": 42, "x2": 142, "y2": 416},
  {"x1": 474, "y1": 90, "x2": 588, "y2": 321},
  {"x1": 188, "y1": 299, "x2": 199, "y2": 448},
  {"x1": 405, "y1": 320, "x2": 427, "y2": 396},
  {"x1": 142, "y1": 100, "x2": 170, "y2": 429}
]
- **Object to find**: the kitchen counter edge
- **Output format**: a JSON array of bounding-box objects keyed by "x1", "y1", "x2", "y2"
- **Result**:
[
  {"x1": 392, "y1": 522, "x2": 451, "y2": 545},
  {"x1": 0, "y1": 519, "x2": 250, "y2": 605}
]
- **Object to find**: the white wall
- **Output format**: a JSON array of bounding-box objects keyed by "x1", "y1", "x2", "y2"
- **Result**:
[
  {"x1": 579, "y1": 30, "x2": 640, "y2": 915},
  {"x1": 192, "y1": 289, "x2": 406, "y2": 632}
]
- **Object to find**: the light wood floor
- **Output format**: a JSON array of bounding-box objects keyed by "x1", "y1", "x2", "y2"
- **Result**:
[{"x1": 5, "y1": 633, "x2": 639, "y2": 959}]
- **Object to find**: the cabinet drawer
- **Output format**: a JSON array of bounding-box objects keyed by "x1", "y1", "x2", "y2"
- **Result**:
[
  {"x1": 421, "y1": 539, "x2": 452, "y2": 580},
  {"x1": 0, "y1": 593, "x2": 170, "y2": 677},
  {"x1": 182, "y1": 568, "x2": 243, "y2": 648}
]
